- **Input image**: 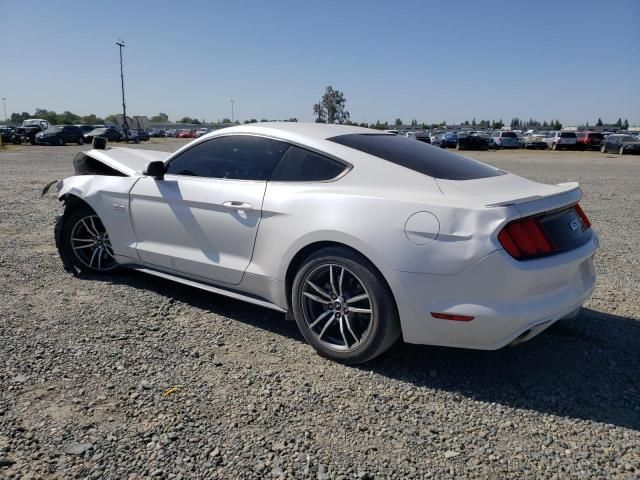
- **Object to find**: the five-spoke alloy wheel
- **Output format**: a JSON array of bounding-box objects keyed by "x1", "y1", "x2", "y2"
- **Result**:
[{"x1": 292, "y1": 246, "x2": 400, "y2": 364}]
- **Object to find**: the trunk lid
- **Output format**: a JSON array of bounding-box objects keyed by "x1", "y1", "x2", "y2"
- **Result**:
[{"x1": 436, "y1": 173, "x2": 582, "y2": 217}]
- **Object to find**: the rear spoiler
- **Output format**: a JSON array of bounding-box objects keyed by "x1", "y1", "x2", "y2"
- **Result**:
[{"x1": 485, "y1": 182, "x2": 580, "y2": 208}]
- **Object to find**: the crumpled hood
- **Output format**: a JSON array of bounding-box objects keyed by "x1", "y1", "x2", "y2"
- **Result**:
[{"x1": 78, "y1": 147, "x2": 170, "y2": 176}]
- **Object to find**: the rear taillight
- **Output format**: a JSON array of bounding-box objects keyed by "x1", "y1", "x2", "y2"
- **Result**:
[
  {"x1": 498, "y1": 204, "x2": 591, "y2": 260},
  {"x1": 574, "y1": 204, "x2": 591, "y2": 228}
]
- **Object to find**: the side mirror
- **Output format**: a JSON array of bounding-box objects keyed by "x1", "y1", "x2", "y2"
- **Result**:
[{"x1": 144, "y1": 161, "x2": 165, "y2": 180}]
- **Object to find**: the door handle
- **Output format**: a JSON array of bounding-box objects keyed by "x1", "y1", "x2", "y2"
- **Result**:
[{"x1": 222, "y1": 201, "x2": 253, "y2": 210}]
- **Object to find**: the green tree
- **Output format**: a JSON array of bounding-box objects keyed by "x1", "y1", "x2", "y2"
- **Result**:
[
  {"x1": 623, "y1": 118, "x2": 629, "y2": 129},
  {"x1": 221, "y1": 118, "x2": 232, "y2": 124},
  {"x1": 596, "y1": 118, "x2": 604, "y2": 126},
  {"x1": 394, "y1": 118, "x2": 403, "y2": 126},
  {"x1": 411, "y1": 119, "x2": 418, "y2": 126},
  {"x1": 58, "y1": 110, "x2": 80, "y2": 124},
  {"x1": 150, "y1": 113, "x2": 169, "y2": 123},
  {"x1": 10, "y1": 112, "x2": 31, "y2": 124},
  {"x1": 105, "y1": 114, "x2": 119, "y2": 125},
  {"x1": 260, "y1": 118, "x2": 268, "y2": 122},
  {"x1": 313, "y1": 86, "x2": 350, "y2": 124},
  {"x1": 288, "y1": 117, "x2": 298, "y2": 122},
  {"x1": 34, "y1": 108, "x2": 59, "y2": 125},
  {"x1": 615, "y1": 118, "x2": 623, "y2": 127}
]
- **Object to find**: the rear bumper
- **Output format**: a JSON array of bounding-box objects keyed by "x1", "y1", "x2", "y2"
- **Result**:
[{"x1": 386, "y1": 233, "x2": 598, "y2": 349}]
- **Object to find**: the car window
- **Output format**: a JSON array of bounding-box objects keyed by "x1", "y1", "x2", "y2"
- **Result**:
[
  {"x1": 559, "y1": 132, "x2": 576, "y2": 138},
  {"x1": 328, "y1": 134, "x2": 503, "y2": 181},
  {"x1": 270, "y1": 145, "x2": 347, "y2": 181},
  {"x1": 166, "y1": 135, "x2": 290, "y2": 180}
]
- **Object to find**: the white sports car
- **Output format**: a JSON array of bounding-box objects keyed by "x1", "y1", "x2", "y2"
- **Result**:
[{"x1": 52, "y1": 123, "x2": 598, "y2": 364}]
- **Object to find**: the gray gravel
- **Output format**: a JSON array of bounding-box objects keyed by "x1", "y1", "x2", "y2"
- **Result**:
[{"x1": 1, "y1": 140, "x2": 639, "y2": 479}]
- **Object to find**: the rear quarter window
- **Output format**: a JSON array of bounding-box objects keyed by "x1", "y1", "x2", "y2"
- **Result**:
[
  {"x1": 328, "y1": 134, "x2": 503, "y2": 180},
  {"x1": 270, "y1": 145, "x2": 347, "y2": 181}
]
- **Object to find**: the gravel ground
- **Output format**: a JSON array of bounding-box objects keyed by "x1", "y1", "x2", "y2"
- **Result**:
[{"x1": 1, "y1": 140, "x2": 639, "y2": 479}]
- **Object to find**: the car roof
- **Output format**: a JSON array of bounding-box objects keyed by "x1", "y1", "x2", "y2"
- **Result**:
[{"x1": 206, "y1": 122, "x2": 387, "y2": 142}]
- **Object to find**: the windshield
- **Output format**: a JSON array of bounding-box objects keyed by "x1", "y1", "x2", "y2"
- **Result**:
[
  {"x1": 501, "y1": 132, "x2": 517, "y2": 138},
  {"x1": 560, "y1": 132, "x2": 576, "y2": 138},
  {"x1": 24, "y1": 120, "x2": 43, "y2": 126},
  {"x1": 44, "y1": 126, "x2": 63, "y2": 133},
  {"x1": 328, "y1": 134, "x2": 503, "y2": 181}
]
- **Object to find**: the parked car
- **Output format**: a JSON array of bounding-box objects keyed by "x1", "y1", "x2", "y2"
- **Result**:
[
  {"x1": 456, "y1": 132, "x2": 490, "y2": 150},
  {"x1": 0, "y1": 126, "x2": 16, "y2": 144},
  {"x1": 137, "y1": 129, "x2": 150, "y2": 141},
  {"x1": 433, "y1": 132, "x2": 458, "y2": 148},
  {"x1": 600, "y1": 134, "x2": 640, "y2": 155},
  {"x1": 51, "y1": 124, "x2": 598, "y2": 364},
  {"x1": 521, "y1": 133, "x2": 548, "y2": 149},
  {"x1": 84, "y1": 126, "x2": 122, "y2": 143},
  {"x1": 14, "y1": 119, "x2": 51, "y2": 144},
  {"x1": 35, "y1": 125, "x2": 85, "y2": 146},
  {"x1": 491, "y1": 131, "x2": 520, "y2": 149},
  {"x1": 195, "y1": 128, "x2": 211, "y2": 138},
  {"x1": 76, "y1": 125, "x2": 98, "y2": 138},
  {"x1": 149, "y1": 129, "x2": 166, "y2": 138},
  {"x1": 575, "y1": 131, "x2": 604, "y2": 150},
  {"x1": 546, "y1": 131, "x2": 577, "y2": 150},
  {"x1": 404, "y1": 131, "x2": 431, "y2": 143},
  {"x1": 165, "y1": 129, "x2": 177, "y2": 138},
  {"x1": 177, "y1": 129, "x2": 196, "y2": 138}
]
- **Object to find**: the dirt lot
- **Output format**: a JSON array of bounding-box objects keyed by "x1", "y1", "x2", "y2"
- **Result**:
[{"x1": 1, "y1": 140, "x2": 639, "y2": 479}]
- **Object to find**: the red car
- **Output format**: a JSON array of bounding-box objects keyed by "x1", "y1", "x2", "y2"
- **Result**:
[
  {"x1": 177, "y1": 129, "x2": 196, "y2": 138},
  {"x1": 576, "y1": 131, "x2": 604, "y2": 150}
]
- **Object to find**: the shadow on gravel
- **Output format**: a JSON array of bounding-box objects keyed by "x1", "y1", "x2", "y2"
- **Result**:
[
  {"x1": 94, "y1": 272, "x2": 639, "y2": 430},
  {"x1": 368, "y1": 308, "x2": 640, "y2": 431}
]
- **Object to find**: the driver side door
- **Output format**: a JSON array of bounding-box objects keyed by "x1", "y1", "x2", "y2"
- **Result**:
[{"x1": 129, "y1": 134, "x2": 290, "y2": 285}]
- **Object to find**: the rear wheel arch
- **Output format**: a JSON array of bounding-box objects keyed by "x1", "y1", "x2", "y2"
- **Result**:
[{"x1": 284, "y1": 241, "x2": 398, "y2": 315}]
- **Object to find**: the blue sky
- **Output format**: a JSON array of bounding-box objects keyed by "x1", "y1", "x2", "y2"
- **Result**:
[{"x1": 1, "y1": 0, "x2": 639, "y2": 125}]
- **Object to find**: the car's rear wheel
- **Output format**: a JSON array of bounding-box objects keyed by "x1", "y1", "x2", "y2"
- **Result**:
[
  {"x1": 58, "y1": 138, "x2": 64, "y2": 146},
  {"x1": 292, "y1": 247, "x2": 400, "y2": 364},
  {"x1": 60, "y1": 204, "x2": 120, "y2": 274}
]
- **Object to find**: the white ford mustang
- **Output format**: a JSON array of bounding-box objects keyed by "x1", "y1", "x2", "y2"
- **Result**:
[{"x1": 52, "y1": 123, "x2": 598, "y2": 364}]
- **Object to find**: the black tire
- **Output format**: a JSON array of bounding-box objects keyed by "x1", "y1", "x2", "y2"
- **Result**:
[
  {"x1": 291, "y1": 246, "x2": 401, "y2": 364},
  {"x1": 58, "y1": 137, "x2": 64, "y2": 146},
  {"x1": 78, "y1": 137, "x2": 84, "y2": 145},
  {"x1": 60, "y1": 203, "x2": 121, "y2": 275}
]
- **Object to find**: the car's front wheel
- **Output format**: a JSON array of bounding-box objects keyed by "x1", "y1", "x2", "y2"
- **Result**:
[
  {"x1": 292, "y1": 247, "x2": 401, "y2": 364},
  {"x1": 60, "y1": 204, "x2": 120, "y2": 274}
]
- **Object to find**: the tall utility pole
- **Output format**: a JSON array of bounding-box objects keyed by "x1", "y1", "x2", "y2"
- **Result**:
[
  {"x1": 1, "y1": 98, "x2": 6, "y2": 124},
  {"x1": 115, "y1": 40, "x2": 129, "y2": 137},
  {"x1": 230, "y1": 99, "x2": 235, "y2": 123}
]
